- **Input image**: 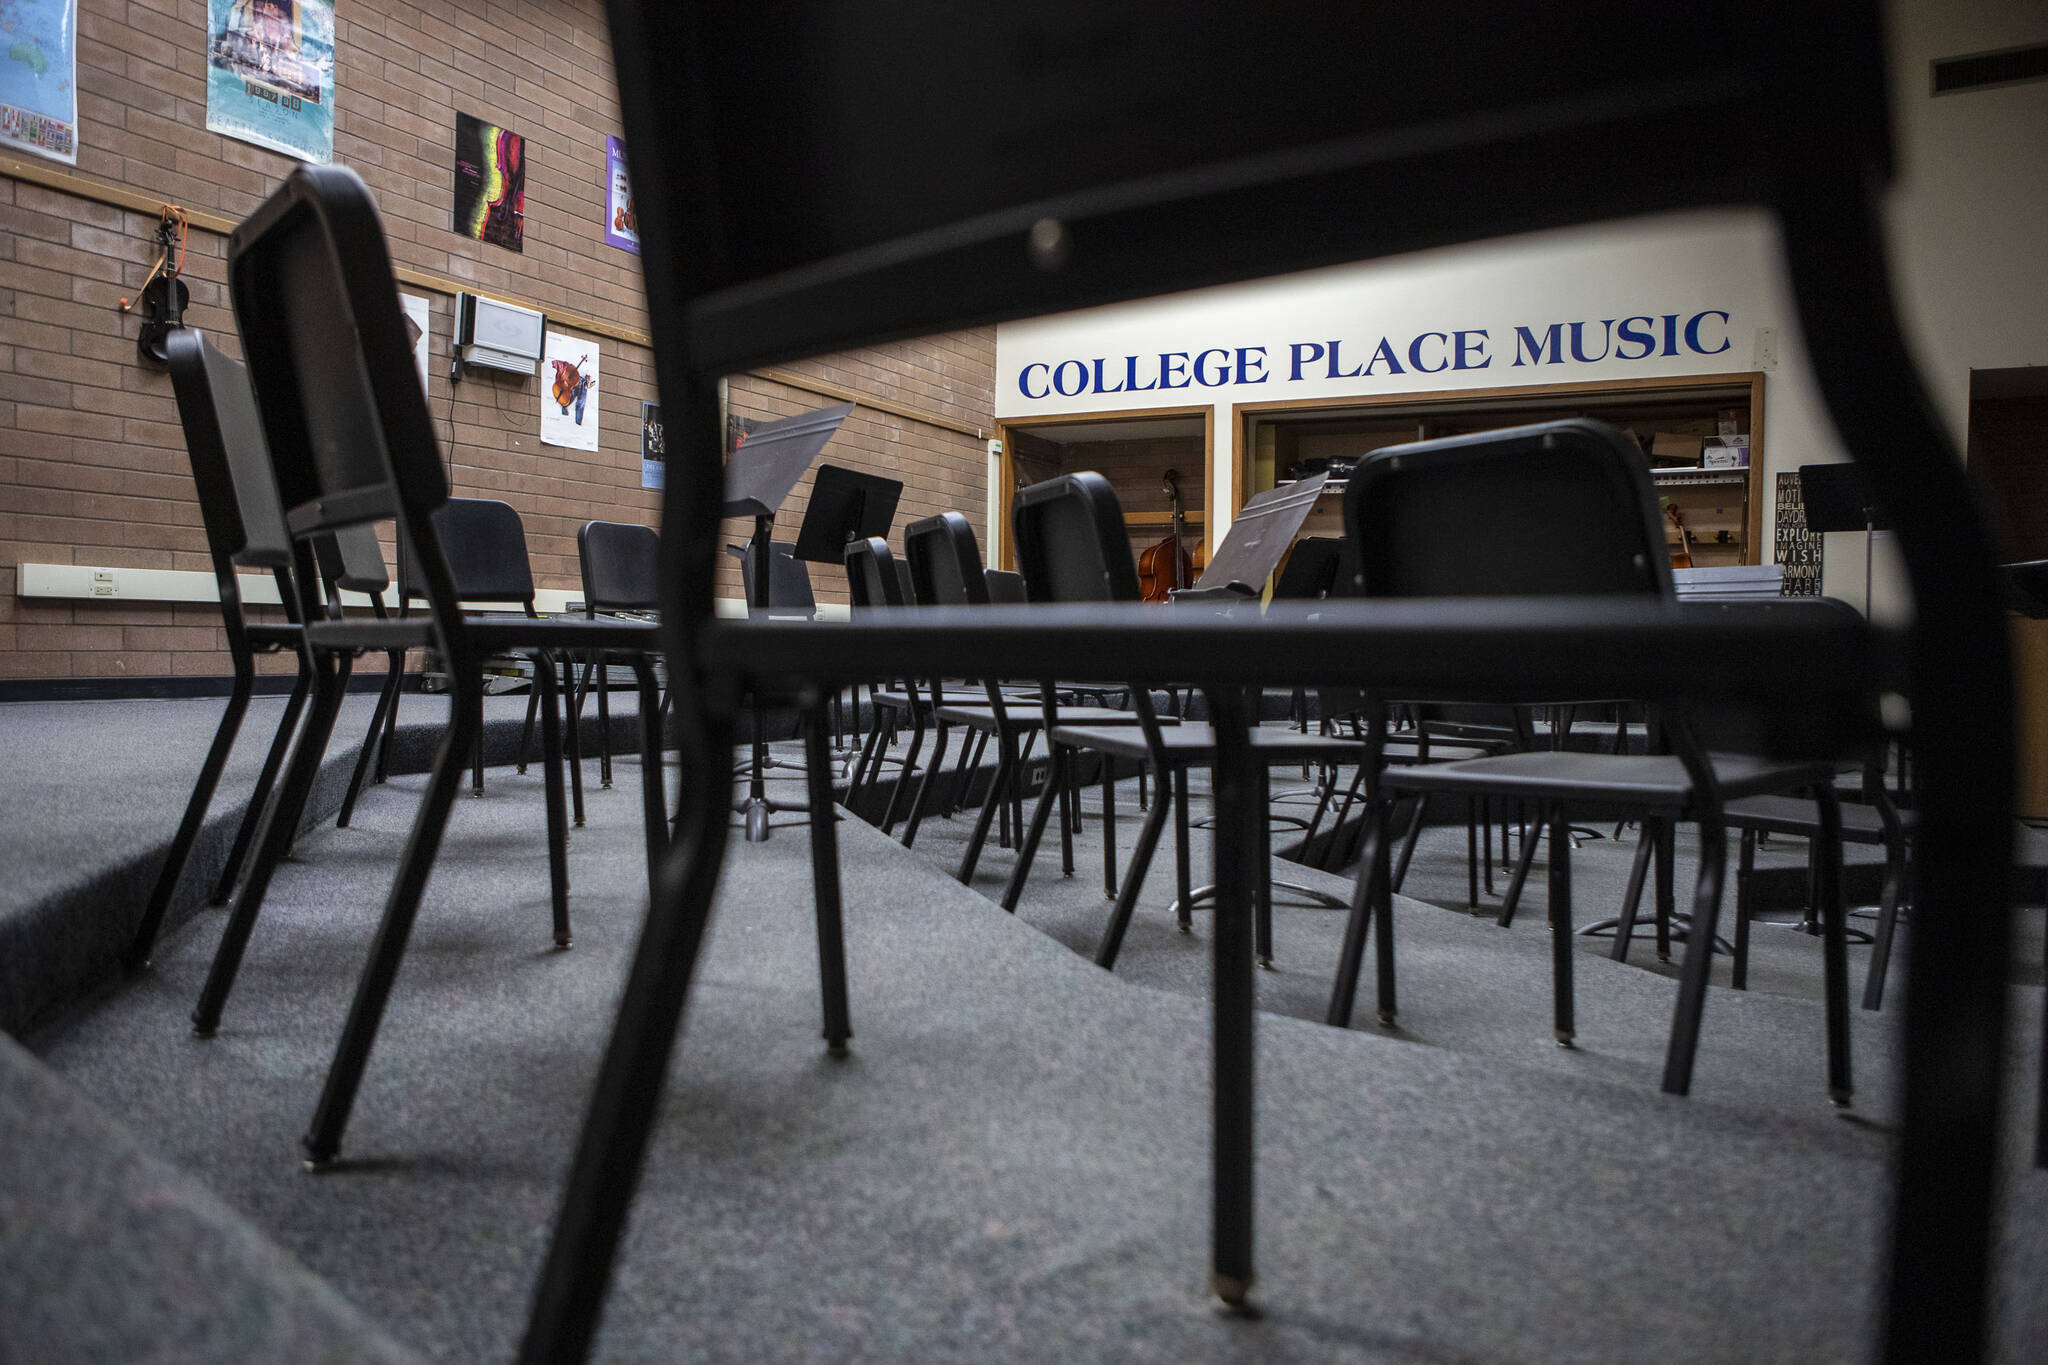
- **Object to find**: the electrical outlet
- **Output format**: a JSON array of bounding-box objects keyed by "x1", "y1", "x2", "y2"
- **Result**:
[
  {"x1": 90, "y1": 570, "x2": 117, "y2": 599},
  {"x1": 1753, "y1": 326, "x2": 1779, "y2": 369}
]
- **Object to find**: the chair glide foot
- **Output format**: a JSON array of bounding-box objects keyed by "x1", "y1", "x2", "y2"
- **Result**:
[
  {"x1": 1554, "y1": 1031, "x2": 1576, "y2": 1048},
  {"x1": 1257, "y1": 955, "x2": 1274, "y2": 970},
  {"x1": 190, "y1": 1021, "x2": 217, "y2": 1039},
  {"x1": 554, "y1": 934, "x2": 573, "y2": 949},
  {"x1": 1828, "y1": 1088, "x2": 1854, "y2": 1108},
  {"x1": 1210, "y1": 1273, "x2": 1257, "y2": 1313},
  {"x1": 826, "y1": 1041, "x2": 851, "y2": 1059}
]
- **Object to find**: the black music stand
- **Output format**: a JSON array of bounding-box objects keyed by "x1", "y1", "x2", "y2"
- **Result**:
[
  {"x1": 721, "y1": 403, "x2": 854, "y2": 840},
  {"x1": 1172, "y1": 472, "x2": 1329, "y2": 602},
  {"x1": 1801, "y1": 462, "x2": 1891, "y2": 618},
  {"x1": 793, "y1": 464, "x2": 903, "y2": 567}
]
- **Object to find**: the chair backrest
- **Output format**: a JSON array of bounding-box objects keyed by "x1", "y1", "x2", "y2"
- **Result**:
[
  {"x1": 579, "y1": 520, "x2": 662, "y2": 614},
  {"x1": 842, "y1": 536, "x2": 907, "y2": 609},
  {"x1": 1344, "y1": 420, "x2": 1671, "y2": 601},
  {"x1": 1272, "y1": 538, "x2": 1355, "y2": 601},
  {"x1": 729, "y1": 539, "x2": 815, "y2": 613},
  {"x1": 397, "y1": 498, "x2": 536, "y2": 607},
  {"x1": 165, "y1": 330, "x2": 293, "y2": 574},
  {"x1": 903, "y1": 513, "x2": 991, "y2": 607},
  {"x1": 983, "y1": 569, "x2": 1027, "y2": 605},
  {"x1": 227, "y1": 165, "x2": 465, "y2": 647},
  {"x1": 1011, "y1": 473, "x2": 1141, "y2": 605}
]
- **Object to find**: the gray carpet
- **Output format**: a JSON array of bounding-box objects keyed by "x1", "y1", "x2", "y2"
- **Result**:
[{"x1": 26, "y1": 735, "x2": 2048, "y2": 1362}]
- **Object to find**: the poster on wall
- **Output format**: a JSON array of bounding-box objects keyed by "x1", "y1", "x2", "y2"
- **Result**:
[
  {"x1": 0, "y1": 0, "x2": 78, "y2": 165},
  {"x1": 1774, "y1": 470, "x2": 1823, "y2": 596},
  {"x1": 204, "y1": 0, "x2": 335, "y2": 164},
  {"x1": 640, "y1": 401, "x2": 663, "y2": 488},
  {"x1": 604, "y1": 135, "x2": 638, "y2": 254},
  {"x1": 541, "y1": 331, "x2": 599, "y2": 452},
  {"x1": 454, "y1": 112, "x2": 525, "y2": 252},
  {"x1": 399, "y1": 293, "x2": 431, "y2": 396}
]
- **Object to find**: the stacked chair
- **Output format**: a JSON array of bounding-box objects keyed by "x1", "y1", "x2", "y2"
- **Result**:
[{"x1": 201, "y1": 3, "x2": 2013, "y2": 1358}]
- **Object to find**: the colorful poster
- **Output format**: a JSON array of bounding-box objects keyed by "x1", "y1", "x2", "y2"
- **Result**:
[
  {"x1": 640, "y1": 401, "x2": 663, "y2": 488},
  {"x1": 1774, "y1": 470, "x2": 1822, "y2": 597},
  {"x1": 604, "y1": 135, "x2": 638, "y2": 254},
  {"x1": 0, "y1": 0, "x2": 78, "y2": 165},
  {"x1": 454, "y1": 112, "x2": 524, "y2": 251},
  {"x1": 541, "y1": 332, "x2": 599, "y2": 452},
  {"x1": 204, "y1": 0, "x2": 334, "y2": 164}
]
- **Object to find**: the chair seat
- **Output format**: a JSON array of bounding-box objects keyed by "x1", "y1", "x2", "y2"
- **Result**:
[
  {"x1": 873, "y1": 687, "x2": 1037, "y2": 709},
  {"x1": 1050, "y1": 721, "x2": 1367, "y2": 764},
  {"x1": 245, "y1": 623, "x2": 302, "y2": 650},
  {"x1": 941, "y1": 703, "x2": 1169, "y2": 731},
  {"x1": 306, "y1": 615, "x2": 660, "y2": 652},
  {"x1": 1384, "y1": 750, "x2": 1839, "y2": 812},
  {"x1": 1723, "y1": 792, "x2": 1910, "y2": 843}
]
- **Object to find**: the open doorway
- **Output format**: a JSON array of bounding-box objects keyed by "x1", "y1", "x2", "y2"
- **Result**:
[{"x1": 995, "y1": 408, "x2": 1213, "y2": 579}]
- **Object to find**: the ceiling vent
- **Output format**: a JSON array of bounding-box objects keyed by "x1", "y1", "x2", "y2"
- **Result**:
[{"x1": 1932, "y1": 41, "x2": 2048, "y2": 96}]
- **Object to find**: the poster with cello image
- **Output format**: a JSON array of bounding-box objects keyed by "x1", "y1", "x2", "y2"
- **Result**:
[
  {"x1": 604, "y1": 135, "x2": 638, "y2": 253},
  {"x1": 541, "y1": 332, "x2": 599, "y2": 452},
  {"x1": 454, "y1": 111, "x2": 524, "y2": 251}
]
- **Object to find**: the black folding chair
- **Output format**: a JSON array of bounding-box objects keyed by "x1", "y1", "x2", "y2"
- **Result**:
[
  {"x1": 525, "y1": 8, "x2": 2008, "y2": 1362},
  {"x1": 576, "y1": 520, "x2": 667, "y2": 795},
  {"x1": 200, "y1": 167, "x2": 679, "y2": 1172},
  {"x1": 1322, "y1": 422, "x2": 1856, "y2": 1106},
  {"x1": 127, "y1": 330, "x2": 327, "y2": 967}
]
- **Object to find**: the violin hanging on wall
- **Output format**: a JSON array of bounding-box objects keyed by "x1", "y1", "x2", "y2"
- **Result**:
[{"x1": 1138, "y1": 468, "x2": 1196, "y2": 602}]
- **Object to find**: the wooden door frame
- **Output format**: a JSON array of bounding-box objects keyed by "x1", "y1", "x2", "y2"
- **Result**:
[
  {"x1": 1232, "y1": 370, "x2": 1768, "y2": 561},
  {"x1": 992, "y1": 404, "x2": 1215, "y2": 570}
]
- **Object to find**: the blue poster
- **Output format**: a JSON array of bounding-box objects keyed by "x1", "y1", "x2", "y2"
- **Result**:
[
  {"x1": 0, "y1": 0, "x2": 78, "y2": 165},
  {"x1": 204, "y1": 0, "x2": 334, "y2": 164}
]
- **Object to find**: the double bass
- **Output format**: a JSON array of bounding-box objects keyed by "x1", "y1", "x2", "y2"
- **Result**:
[{"x1": 1138, "y1": 468, "x2": 1200, "y2": 602}]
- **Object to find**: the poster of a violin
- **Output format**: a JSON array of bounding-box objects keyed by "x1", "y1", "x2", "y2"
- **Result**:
[{"x1": 540, "y1": 331, "x2": 600, "y2": 452}]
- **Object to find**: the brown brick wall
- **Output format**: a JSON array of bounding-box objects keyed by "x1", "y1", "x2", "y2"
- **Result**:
[{"x1": 2, "y1": 0, "x2": 995, "y2": 681}]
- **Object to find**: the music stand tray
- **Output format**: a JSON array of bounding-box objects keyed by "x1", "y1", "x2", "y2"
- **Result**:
[
  {"x1": 1799, "y1": 462, "x2": 1889, "y2": 534},
  {"x1": 793, "y1": 464, "x2": 904, "y2": 564},
  {"x1": 721, "y1": 402, "x2": 855, "y2": 520}
]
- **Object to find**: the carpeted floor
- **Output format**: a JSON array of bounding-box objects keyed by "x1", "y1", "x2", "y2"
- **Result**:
[{"x1": 17, "y1": 713, "x2": 2046, "y2": 1362}]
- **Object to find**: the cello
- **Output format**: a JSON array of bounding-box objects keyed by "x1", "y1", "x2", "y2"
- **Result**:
[{"x1": 1138, "y1": 468, "x2": 1197, "y2": 602}]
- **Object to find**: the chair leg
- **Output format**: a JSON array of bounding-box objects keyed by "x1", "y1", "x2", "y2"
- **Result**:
[
  {"x1": 1862, "y1": 829, "x2": 1906, "y2": 1011},
  {"x1": 1254, "y1": 765, "x2": 1274, "y2": 968},
  {"x1": 129, "y1": 650, "x2": 254, "y2": 969},
  {"x1": 631, "y1": 659, "x2": 667, "y2": 892},
  {"x1": 1390, "y1": 792, "x2": 1425, "y2": 891},
  {"x1": 534, "y1": 653, "x2": 571, "y2": 947},
  {"x1": 1172, "y1": 766, "x2": 1194, "y2": 930},
  {"x1": 211, "y1": 662, "x2": 312, "y2": 905},
  {"x1": 999, "y1": 759, "x2": 1061, "y2": 913},
  {"x1": 192, "y1": 655, "x2": 348, "y2": 1034},
  {"x1": 900, "y1": 719, "x2": 951, "y2": 849},
  {"x1": 1102, "y1": 760, "x2": 1119, "y2": 900},
  {"x1": 472, "y1": 689, "x2": 487, "y2": 796},
  {"x1": 517, "y1": 715, "x2": 736, "y2": 1365},
  {"x1": 1057, "y1": 747, "x2": 1076, "y2": 877},
  {"x1": 1659, "y1": 811, "x2": 1728, "y2": 1097},
  {"x1": 374, "y1": 663, "x2": 402, "y2": 784},
  {"x1": 302, "y1": 693, "x2": 483, "y2": 1167},
  {"x1": 1495, "y1": 813, "x2": 1542, "y2": 928},
  {"x1": 1612, "y1": 822, "x2": 1656, "y2": 962},
  {"x1": 518, "y1": 682, "x2": 540, "y2": 775},
  {"x1": 802, "y1": 704, "x2": 852, "y2": 1055},
  {"x1": 1815, "y1": 789, "x2": 1854, "y2": 1106},
  {"x1": 1202, "y1": 686, "x2": 1258, "y2": 1310},
  {"x1": 1325, "y1": 790, "x2": 1387, "y2": 1028},
  {"x1": 597, "y1": 654, "x2": 615, "y2": 789},
  {"x1": 1094, "y1": 773, "x2": 1172, "y2": 969},
  {"x1": 1733, "y1": 827, "x2": 1757, "y2": 990},
  {"x1": 1465, "y1": 796, "x2": 1480, "y2": 910},
  {"x1": 1653, "y1": 819, "x2": 1677, "y2": 962},
  {"x1": 1548, "y1": 804, "x2": 1575, "y2": 1048},
  {"x1": 956, "y1": 736, "x2": 1015, "y2": 884},
  {"x1": 338, "y1": 663, "x2": 401, "y2": 828},
  {"x1": 878, "y1": 701, "x2": 926, "y2": 835}
]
